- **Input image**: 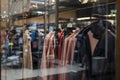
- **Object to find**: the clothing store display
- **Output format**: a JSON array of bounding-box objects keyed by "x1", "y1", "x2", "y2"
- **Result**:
[
  {"x1": 75, "y1": 21, "x2": 115, "y2": 80},
  {"x1": 39, "y1": 20, "x2": 115, "y2": 80},
  {"x1": 1, "y1": 21, "x2": 115, "y2": 80},
  {"x1": 1, "y1": 0, "x2": 117, "y2": 80}
]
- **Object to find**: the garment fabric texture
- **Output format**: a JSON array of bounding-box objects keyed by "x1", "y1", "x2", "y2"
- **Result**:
[
  {"x1": 23, "y1": 30, "x2": 33, "y2": 80},
  {"x1": 91, "y1": 30, "x2": 115, "y2": 80},
  {"x1": 41, "y1": 30, "x2": 84, "y2": 80},
  {"x1": 58, "y1": 31, "x2": 64, "y2": 60},
  {"x1": 60, "y1": 30, "x2": 81, "y2": 66},
  {"x1": 76, "y1": 30, "x2": 92, "y2": 80},
  {"x1": 41, "y1": 32, "x2": 56, "y2": 80},
  {"x1": 23, "y1": 30, "x2": 33, "y2": 69},
  {"x1": 40, "y1": 25, "x2": 115, "y2": 80},
  {"x1": 76, "y1": 24, "x2": 115, "y2": 80}
]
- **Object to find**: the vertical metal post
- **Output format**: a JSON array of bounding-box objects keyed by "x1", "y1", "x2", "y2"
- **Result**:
[
  {"x1": 8, "y1": 0, "x2": 10, "y2": 30},
  {"x1": 22, "y1": 0, "x2": 24, "y2": 79},
  {"x1": 22, "y1": 0, "x2": 27, "y2": 25},
  {"x1": 55, "y1": 0, "x2": 59, "y2": 31},
  {"x1": 44, "y1": 0, "x2": 47, "y2": 35},
  {"x1": 105, "y1": 0, "x2": 109, "y2": 59},
  {"x1": 47, "y1": 0, "x2": 51, "y2": 31},
  {"x1": 22, "y1": 0, "x2": 24, "y2": 25},
  {"x1": 55, "y1": 0, "x2": 59, "y2": 57}
]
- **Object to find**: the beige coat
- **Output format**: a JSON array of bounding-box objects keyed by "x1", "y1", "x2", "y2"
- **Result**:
[{"x1": 23, "y1": 30, "x2": 33, "y2": 69}]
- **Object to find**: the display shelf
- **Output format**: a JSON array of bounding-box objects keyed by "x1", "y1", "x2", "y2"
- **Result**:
[{"x1": 10, "y1": 0, "x2": 116, "y2": 21}]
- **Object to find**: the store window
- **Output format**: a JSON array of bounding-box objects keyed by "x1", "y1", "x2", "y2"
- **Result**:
[{"x1": 1, "y1": 0, "x2": 116, "y2": 80}]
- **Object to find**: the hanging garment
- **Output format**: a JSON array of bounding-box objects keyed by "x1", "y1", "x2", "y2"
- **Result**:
[
  {"x1": 41, "y1": 32, "x2": 56, "y2": 80},
  {"x1": 41, "y1": 33, "x2": 51, "y2": 80},
  {"x1": 76, "y1": 29, "x2": 92, "y2": 79},
  {"x1": 65, "y1": 30, "x2": 81, "y2": 65},
  {"x1": 58, "y1": 30, "x2": 82, "y2": 80},
  {"x1": 58, "y1": 31, "x2": 64, "y2": 60},
  {"x1": 41, "y1": 32, "x2": 53, "y2": 68},
  {"x1": 64, "y1": 31, "x2": 77, "y2": 65},
  {"x1": 57, "y1": 31, "x2": 75, "y2": 80},
  {"x1": 47, "y1": 33, "x2": 56, "y2": 80},
  {"x1": 88, "y1": 21, "x2": 115, "y2": 80},
  {"x1": 23, "y1": 30, "x2": 33, "y2": 80},
  {"x1": 23, "y1": 30, "x2": 33, "y2": 69},
  {"x1": 59, "y1": 30, "x2": 81, "y2": 66},
  {"x1": 76, "y1": 21, "x2": 115, "y2": 80},
  {"x1": 61, "y1": 32, "x2": 75, "y2": 66},
  {"x1": 41, "y1": 33, "x2": 52, "y2": 62},
  {"x1": 92, "y1": 30, "x2": 115, "y2": 78}
]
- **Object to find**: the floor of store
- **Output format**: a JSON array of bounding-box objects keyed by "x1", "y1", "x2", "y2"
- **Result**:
[{"x1": 1, "y1": 64, "x2": 85, "y2": 80}]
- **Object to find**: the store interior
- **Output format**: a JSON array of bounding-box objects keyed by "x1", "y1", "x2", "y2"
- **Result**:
[{"x1": 1, "y1": 0, "x2": 116, "y2": 80}]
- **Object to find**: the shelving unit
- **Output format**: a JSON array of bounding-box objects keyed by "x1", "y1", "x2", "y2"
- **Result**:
[{"x1": 10, "y1": 0, "x2": 115, "y2": 24}]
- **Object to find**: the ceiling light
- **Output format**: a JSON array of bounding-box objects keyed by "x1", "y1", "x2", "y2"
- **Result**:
[
  {"x1": 77, "y1": 17, "x2": 96, "y2": 20},
  {"x1": 104, "y1": 14, "x2": 116, "y2": 17},
  {"x1": 52, "y1": 0, "x2": 55, "y2": 2},
  {"x1": 30, "y1": 1, "x2": 44, "y2": 4},
  {"x1": 37, "y1": 11, "x2": 43, "y2": 14}
]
